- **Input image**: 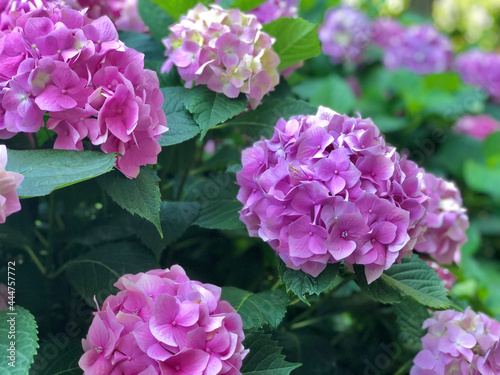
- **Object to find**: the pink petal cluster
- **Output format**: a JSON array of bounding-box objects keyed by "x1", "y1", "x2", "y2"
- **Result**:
[
  {"x1": 427, "y1": 261, "x2": 456, "y2": 290},
  {"x1": 411, "y1": 308, "x2": 500, "y2": 375},
  {"x1": 76, "y1": 0, "x2": 146, "y2": 32},
  {"x1": 0, "y1": 145, "x2": 23, "y2": 223},
  {"x1": 0, "y1": 282, "x2": 8, "y2": 311},
  {"x1": 453, "y1": 115, "x2": 500, "y2": 140},
  {"x1": 455, "y1": 50, "x2": 500, "y2": 102},
  {"x1": 247, "y1": 0, "x2": 298, "y2": 25},
  {"x1": 371, "y1": 18, "x2": 405, "y2": 49},
  {"x1": 161, "y1": 4, "x2": 280, "y2": 108},
  {"x1": 236, "y1": 106, "x2": 428, "y2": 283},
  {"x1": 79, "y1": 265, "x2": 248, "y2": 375},
  {"x1": 0, "y1": 4, "x2": 167, "y2": 178},
  {"x1": 415, "y1": 172, "x2": 468, "y2": 265},
  {"x1": 318, "y1": 6, "x2": 372, "y2": 64},
  {"x1": 383, "y1": 24, "x2": 453, "y2": 74}
]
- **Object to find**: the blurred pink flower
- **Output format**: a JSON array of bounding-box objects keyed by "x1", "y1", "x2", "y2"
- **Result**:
[{"x1": 453, "y1": 114, "x2": 500, "y2": 140}]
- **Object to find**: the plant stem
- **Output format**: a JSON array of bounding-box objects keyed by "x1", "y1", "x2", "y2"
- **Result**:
[
  {"x1": 23, "y1": 245, "x2": 47, "y2": 275},
  {"x1": 394, "y1": 360, "x2": 413, "y2": 375}
]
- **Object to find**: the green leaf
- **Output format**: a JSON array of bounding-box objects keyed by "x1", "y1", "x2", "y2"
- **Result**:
[
  {"x1": 263, "y1": 17, "x2": 321, "y2": 70},
  {"x1": 150, "y1": 0, "x2": 206, "y2": 20},
  {"x1": 484, "y1": 131, "x2": 500, "y2": 161},
  {"x1": 371, "y1": 115, "x2": 409, "y2": 133},
  {"x1": 435, "y1": 134, "x2": 483, "y2": 178},
  {"x1": 185, "y1": 87, "x2": 248, "y2": 138},
  {"x1": 393, "y1": 298, "x2": 428, "y2": 351},
  {"x1": 118, "y1": 31, "x2": 164, "y2": 60},
  {"x1": 279, "y1": 262, "x2": 340, "y2": 304},
  {"x1": 241, "y1": 332, "x2": 301, "y2": 374},
  {"x1": 6, "y1": 150, "x2": 116, "y2": 198},
  {"x1": 355, "y1": 255, "x2": 450, "y2": 309},
  {"x1": 99, "y1": 167, "x2": 162, "y2": 236},
  {"x1": 63, "y1": 242, "x2": 159, "y2": 305},
  {"x1": 225, "y1": 98, "x2": 316, "y2": 139},
  {"x1": 0, "y1": 306, "x2": 39, "y2": 374},
  {"x1": 30, "y1": 339, "x2": 82, "y2": 375},
  {"x1": 222, "y1": 287, "x2": 289, "y2": 330},
  {"x1": 464, "y1": 159, "x2": 500, "y2": 199},
  {"x1": 138, "y1": 0, "x2": 174, "y2": 42},
  {"x1": 134, "y1": 201, "x2": 200, "y2": 260},
  {"x1": 194, "y1": 200, "x2": 244, "y2": 230},
  {"x1": 309, "y1": 75, "x2": 356, "y2": 114},
  {"x1": 160, "y1": 87, "x2": 200, "y2": 146},
  {"x1": 219, "y1": 0, "x2": 265, "y2": 11}
]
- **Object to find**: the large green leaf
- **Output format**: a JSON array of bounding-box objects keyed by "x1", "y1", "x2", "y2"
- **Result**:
[
  {"x1": 263, "y1": 17, "x2": 321, "y2": 70},
  {"x1": 279, "y1": 262, "x2": 340, "y2": 305},
  {"x1": 241, "y1": 332, "x2": 301, "y2": 375},
  {"x1": 30, "y1": 340, "x2": 82, "y2": 375},
  {"x1": 225, "y1": 98, "x2": 316, "y2": 139},
  {"x1": 194, "y1": 200, "x2": 244, "y2": 230},
  {"x1": 464, "y1": 160, "x2": 500, "y2": 199},
  {"x1": 160, "y1": 87, "x2": 200, "y2": 146},
  {"x1": 63, "y1": 242, "x2": 159, "y2": 305},
  {"x1": 309, "y1": 75, "x2": 356, "y2": 114},
  {"x1": 219, "y1": 0, "x2": 265, "y2": 11},
  {"x1": 149, "y1": 0, "x2": 206, "y2": 20},
  {"x1": 393, "y1": 298, "x2": 428, "y2": 351},
  {"x1": 99, "y1": 167, "x2": 162, "y2": 235},
  {"x1": 138, "y1": 0, "x2": 173, "y2": 42},
  {"x1": 118, "y1": 31, "x2": 164, "y2": 60},
  {"x1": 222, "y1": 287, "x2": 289, "y2": 330},
  {"x1": 0, "y1": 306, "x2": 39, "y2": 374},
  {"x1": 185, "y1": 87, "x2": 248, "y2": 138},
  {"x1": 355, "y1": 256, "x2": 450, "y2": 309},
  {"x1": 6, "y1": 150, "x2": 116, "y2": 198},
  {"x1": 133, "y1": 201, "x2": 201, "y2": 260}
]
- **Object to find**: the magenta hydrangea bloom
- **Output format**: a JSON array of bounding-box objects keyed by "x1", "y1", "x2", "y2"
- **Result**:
[
  {"x1": 0, "y1": 4, "x2": 167, "y2": 178},
  {"x1": 0, "y1": 283, "x2": 8, "y2": 311},
  {"x1": 371, "y1": 18, "x2": 405, "y2": 49},
  {"x1": 0, "y1": 145, "x2": 23, "y2": 224},
  {"x1": 383, "y1": 24, "x2": 453, "y2": 75},
  {"x1": 76, "y1": 0, "x2": 147, "y2": 32},
  {"x1": 79, "y1": 265, "x2": 248, "y2": 375},
  {"x1": 161, "y1": 4, "x2": 280, "y2": 109},
  {"x1": 455, "y1": 50, "x2": 500, "y2": 101},
  {"x1": 236, "y1": 106, "x2": 428, "y2": 283},
  {"x1": 411, "y1": 308, "x2": 500, "y2": 375},
  {"x1": 427, "y1": 261, "x2": 456, "y2": 290},
  {"x1": 318, "y1": 6, "x2": 372, "y2": 64},
  {"x1": 415, "y1": 172, "x2": 468, "y2": 265},
  {"x1": 453, "y1": 115, "x2": 500, "y2": 140},
  {"x1": 247, "y1": 0, "x2": 298, "y2": 24}
]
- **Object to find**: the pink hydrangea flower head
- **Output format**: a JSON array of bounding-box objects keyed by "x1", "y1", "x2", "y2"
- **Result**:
[
  {"x1": 453, "y1": 114, "x2": 500, "y2": 140},
  {"x1": 318, "y1": 6, "x2": 372, "y2": 64},
  {"x1": 236, "y1": 106, "x2": 428, "y2": 283},
  {"x1": 415, "y1": 171, "x2": 468, "y2": 265},
  {"x1": 0, "y1": 145, "x2": 23, "y2": 223},
  {"x1": 455, "y1": 50, "x2": 500, "y2": 101},
  {"x1": 0, "y1": 282, "x2": 8, "y2": 311},
  {"x1": 80, "y1": 265, "x2": 248, "y2": 375},
  {"x1": 371, "y1": 17, "x2": 405, "y2": 49},
  {"x1": 411, "y1": 308, "x2": 500, "y2": 374},
  {"x1": 0, "y1": 4, "x2": 167, "y2": 178},
  {"x1": 383, "y1": 24, "x2": 453, "y2": 74},
  {"x1": 161, "y1": 4, "x2": 280, "y2": 108},
  {"x1": 427, "y1": 261, "x2": 456, "y2": 290}
]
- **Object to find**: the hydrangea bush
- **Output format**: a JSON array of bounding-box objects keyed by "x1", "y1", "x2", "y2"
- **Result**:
[{"x1": 2, "y1": 1, "x2": 500, "y2": 375}]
